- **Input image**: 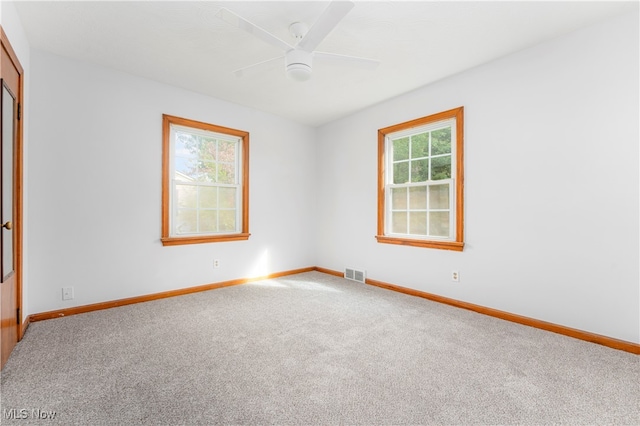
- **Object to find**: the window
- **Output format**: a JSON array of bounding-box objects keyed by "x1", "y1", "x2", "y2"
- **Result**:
[
  {"x1": 377, "y1": 107, "x2": 464, "y2": 251},
  {"x1": 161, "y1": 115, "x2": 249, "y2": 246}
]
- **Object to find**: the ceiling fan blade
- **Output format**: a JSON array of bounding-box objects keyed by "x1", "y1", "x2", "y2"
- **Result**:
[
  {"x1": 233, "y1": 56, "x2": 284, "y2": 78},
  {"x1": 314, "y1": 52, "x2": 380, "y2": 70},
  {"x1": 217, "y1": 8, "x2": 293, "y2": 52},
  {"x1": 296, "y1": 1, "x2": 355, "y2": 53}
]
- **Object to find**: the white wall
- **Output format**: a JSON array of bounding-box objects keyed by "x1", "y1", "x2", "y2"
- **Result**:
[
  {"x1": 26, "y1": 50, "x2": 317, "y2": 315},
  {"x1": 315, "y1": 11, "x2": 640, "y2": 344},
  {"x1": 1, "y1": 1, "x2": 31, "y2": 323},
  {"x1": 12, "y1": 5, "x2": 640, "y2": 345}
]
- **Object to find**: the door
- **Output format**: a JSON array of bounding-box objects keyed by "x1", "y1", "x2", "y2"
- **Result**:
[{"x1": 0, "y1": 27, "x2": 23, "y2": 370}]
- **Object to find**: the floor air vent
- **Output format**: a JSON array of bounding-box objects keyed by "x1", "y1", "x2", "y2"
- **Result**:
[{"x1": 344, "y1": 268, "x2": 366, "y2": 283}]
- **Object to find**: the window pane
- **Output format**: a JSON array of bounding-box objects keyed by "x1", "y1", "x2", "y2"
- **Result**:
[
  {"x1": 429, "y1": 212, "x2": 450, "y2": 237},
  {"x1": 177, "y1": 132, "x2": 218, "y2": 162},
  {"x1": 393, "y1": 137, "x2": 409, "y2": 161},
  {"x1": 219, "y1": 210, "x2": 236, "y2": 232},
  {"x1": 199, "y1": 186, "x2": 217, "y2": 208},
  {"x1": 409, "y1": 212, "x2": 427, "y2": 235},
  {"x1": 191, "y1": 135, "x2": 215, "y2": 158},
  {"x1": 199, "y1": 210, "x2": 218, "y2": 233},
  {"x1": 393, "y1": 162, "x2": 409, "y2": 184},
  {"x1": 176, "y1": 184, "x2": 197, "y2": 208},
  {"x1": 391, "y1": 211, "x2": 407, "y2": 234},
  {"x1": 411, "y1": 133, "x2": 429, "y2": 158},
  {"x1": 175, "y1": 132, "x2": 196, "y2": 158},
  {"x1": 429, "y1": 184, "x2": 449, "y2": 210},
  {"x1": 175, "y1": 209, "x2": 197, "y2": 234},
  {"x1": 218, "y1": 140, "x2": 236, "y2": 163},
  {"x1": 198, "y1": 160, "x2": 216, "y2": 183},
  {"x1": 431, "y1": 155, "x2": 451, "y2": 180},
  {"x1": 411, "y1": 159, "x2": 429, "y2": 182},
  {"x1": 409, "y1": 186, "x2": 426, "y2": 209},
  {"x1": 199, "y1": 137, "x2": 217, "y2": 162},
  {"x1": 218, "y1": 162, "x2": 236, "y2": 184},
  {"x1": 175, "y1": 157, "x2": 198, "y2": 180},
  {"x1": 219, "y1": 187, "x2": 236, "y2": 209},
  {"x1": 391, "y1": 187, "x2": 407, "y2": 210},
  {"x1": 431, "y1": 127, "x2": 451, "y2": 155}
]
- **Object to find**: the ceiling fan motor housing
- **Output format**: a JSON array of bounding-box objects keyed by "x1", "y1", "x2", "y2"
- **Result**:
[{"x1": 286, "y1": 49, "x2": 313, "y2": 81}]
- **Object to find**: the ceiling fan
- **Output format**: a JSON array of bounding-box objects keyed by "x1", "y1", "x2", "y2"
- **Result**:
[{"x1": 216, "y1": 1, "x2": 379, "y2": 82}]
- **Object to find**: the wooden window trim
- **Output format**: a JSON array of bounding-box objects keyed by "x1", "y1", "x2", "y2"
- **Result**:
[
  {"x1": 376, "y1": 107, "x2": 464, "y2": 251},
  {"x1": 161, "y1": 114, "x2": 250, "y2": 246}
]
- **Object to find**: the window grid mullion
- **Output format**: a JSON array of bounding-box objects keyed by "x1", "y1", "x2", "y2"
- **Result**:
[
  {"x1": 408, "y1": 135, "x2": 413, "y2": 184},
  {"x1": 405, "y1": 186, "x2": 410, "y2": 234},
  {"x1": 214, "y1": 138, "x2": 219, "y2": 233},
  {"x1": 428, "y1": 130, "x2": 432, "y2": 182},
  {"x1": 215, "y1": 139, "x2": 219, "y2": 186},
  {"x1": 426, "y1": 184, "x2": 430, "y2": 236},
  {"x1": 195, "y1": 184, "x2": 200, "y2": 233}
]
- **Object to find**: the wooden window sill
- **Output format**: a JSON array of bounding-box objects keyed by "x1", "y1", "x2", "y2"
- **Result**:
[
  {"x1": 161, "y1": 233, "x2": 251, "y2": 246},
  {"x1": 375, "y1": 235, "x2": 464, "y2": 251}
]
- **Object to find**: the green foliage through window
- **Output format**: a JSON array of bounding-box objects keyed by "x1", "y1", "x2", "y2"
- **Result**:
[{"x1": 391, "y1": 126, "x2": 451, "y2": 184}]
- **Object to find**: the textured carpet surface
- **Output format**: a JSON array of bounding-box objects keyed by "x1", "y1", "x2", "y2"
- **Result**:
[{"x1": 1, "y1": 271, "x2": 638, "y2": 425}]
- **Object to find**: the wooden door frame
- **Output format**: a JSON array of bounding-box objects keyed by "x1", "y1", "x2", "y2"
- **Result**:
[{"x1": 1, "y1": 26, "x2": 24, "y2": 341}]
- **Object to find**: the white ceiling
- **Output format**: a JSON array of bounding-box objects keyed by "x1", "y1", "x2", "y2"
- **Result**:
[{"x1": 12, "y1": 1, "x2": 637, "y2": 127}]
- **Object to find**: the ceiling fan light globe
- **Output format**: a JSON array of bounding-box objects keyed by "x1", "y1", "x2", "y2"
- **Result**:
[{"x1": 286, "y1": 63, "x2": 312, "y2": 82}]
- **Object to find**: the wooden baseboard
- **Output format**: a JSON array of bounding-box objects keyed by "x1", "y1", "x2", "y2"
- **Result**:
[
  {"x1": 25, "y1": 265, "x2": 639, "y2": 355},
  {"x1": 28, "y1": 267, "x2": 315, "y2": 323},
  {"x1": 314, "y1": 266, "x2": 343, "y2": 277},
  {"x1": 314, "y1": 267, "x2": 640, "y2": 355}
]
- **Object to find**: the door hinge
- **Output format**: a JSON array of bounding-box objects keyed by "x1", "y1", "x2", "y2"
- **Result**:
[
  {"x1": 17, "y1": 103, "x2": 21, "y2": 120},
  {"x1": 16, "y1": 308, "x2": 20, "y2": 325}
]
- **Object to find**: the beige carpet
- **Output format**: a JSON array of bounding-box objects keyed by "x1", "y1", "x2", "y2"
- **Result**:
[{"x1": 1, "y1": 271, "x2": 638, "y2": 425}]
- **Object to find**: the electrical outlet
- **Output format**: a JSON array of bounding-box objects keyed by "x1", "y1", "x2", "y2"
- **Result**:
[
  {"x1": 213, "y1": 259, "x2": 220, "y2": 268},
  {"x1": 451, "y1": 271, "x2": 460, "y2": 282},
  {"x1": 62, "y1": 287, "x2": 74, "y2": 300}
]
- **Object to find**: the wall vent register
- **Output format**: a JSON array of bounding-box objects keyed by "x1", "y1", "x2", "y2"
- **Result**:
[{"x1": 344, "y1": 268, "x2": 366, "y2": 283}]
